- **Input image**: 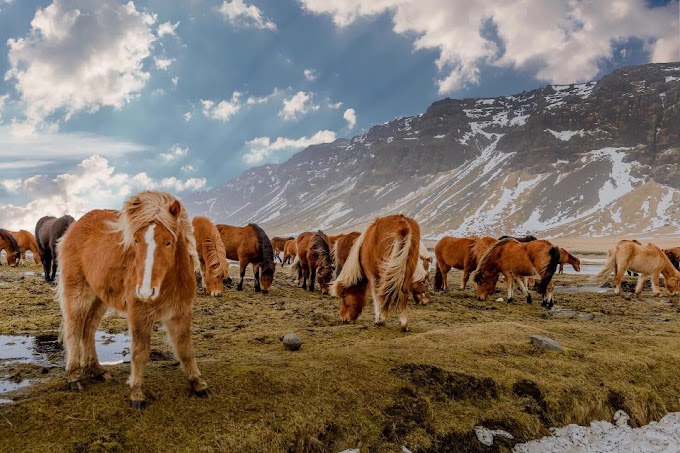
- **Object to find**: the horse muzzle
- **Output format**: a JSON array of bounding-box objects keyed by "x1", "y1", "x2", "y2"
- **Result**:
[{"x1": 136, "y1": 286, "x2": 160, "y2": 302}]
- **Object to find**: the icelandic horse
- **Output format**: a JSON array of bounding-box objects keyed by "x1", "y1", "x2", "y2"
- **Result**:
[
  {"x1": 331, "y1": 231, "x2": 361, "y2": 278},
  {"x1": 434, "y1": 236, "x2": 478, "y2": 291},
  {"x1": 0, "y1": 229, "x2": 21, "y2": 266},
  {"x1": 216, "y1": 223, "x2": 275, "y2": 293},
  {"x1": 57, "y1": 192, "x2": 208, "y2": 409},
  {"x1": 332, "y1": 214, "x2": 421, "y2": 331},
  {"x1": 271, "y1": 236, "x2": 294, "y2": 263},
  {"x1": 9, "y1": 230, "x2": 41, "y2": 265},
  {"x1": 593, "y1": 240, "x2": 680, "y2": 296},
  {"x1": 192, "y1": 216, "x2": 229, "y2": 296},
  {"x1": 557, "y1": 247, "x2": 581, "y2": 273},
  {"x1": 35, "y1": 215, "x2": 75, "y2": 282},
  {"x1": 281, "y1": 239, "x2": 297, "y2": 267},
  {"x1": 295, "y1": 231, "x2": 334, "y2": 294},
  {"x1": 474, "y1": 238, "x2": 560, "y2": 309}
]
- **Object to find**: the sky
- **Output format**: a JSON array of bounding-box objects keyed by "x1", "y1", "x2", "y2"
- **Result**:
[{"x1": 0, "y1": 0, "x2": 678, "y2": 230}]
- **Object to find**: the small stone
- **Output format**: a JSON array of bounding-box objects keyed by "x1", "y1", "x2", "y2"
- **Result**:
[
  {"x1": 282, "y1": 333, "x2": 302, "y2": 351},
  {"x1": 496, "y1": 297, "x2": 504, "y2": 302},
  {"x1": 530, "y1": 335, "x2": 564, "y2": 352}
]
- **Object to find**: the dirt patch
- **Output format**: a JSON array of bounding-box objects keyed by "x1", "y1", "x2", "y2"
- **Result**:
[{"x1": 394, "y1": 363, "x2": 499, "y2": 401}]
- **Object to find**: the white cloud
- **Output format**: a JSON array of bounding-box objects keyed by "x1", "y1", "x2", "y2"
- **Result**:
[
  {"x1": 343, "y1": 108, "x2": 357, "y2": 129},
  {"x1": 5, "y1": 0, "x2": 157, "y2": 126},
  {"x1": 243, "y1": 130, "x2": 337, "y2": 164},
  {"x1": 0, "y1": 160, "x2": 54, "y2": 170},
  {"x1": 160, "y1": 144, "x2": 188, "y2": 161},
  {"x1": 218, "y1": 0, "x2": 277, "y2": 31},
  {"x1": 304, "y1": 69, "x2": 318, "y2": 81},
  {"x1": 181, "y1": 164, "x2": 196, "y2": 173},
  {"x1": 201, "y1": 92, "x2": 242, "y2": 122},
  {"x1": 157, "y1": 20, "x2": 179, "y2": 37},
  {"x1": 299, "y1": 0, "x2": 680, "y2": 93},
  {"x1": 171, "y1": 77, "x2": 179, "y2": 87},
  {"x1": 0, "y1": 155, "x2": 206, "y2": 230},
  {"x1": 154, "y1": 57, "x2": 175, "y2": 70},
  {"x1": 246, "y1": 88, "x2": 280, "y2": 105},
  {"x1": 328, "y1": 101, "x2": 344, "y2": 109},
  {"x1": 279, "y1": 91, "x2": 320, "y2": 120},
  {"x1": 184, "y1": 111, "x2": 193, "y2": 122}
]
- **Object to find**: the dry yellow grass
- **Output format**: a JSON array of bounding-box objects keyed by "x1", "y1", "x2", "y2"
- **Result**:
[{"x1": 1, "y1": 263, "x2": 679, "y2": 452}]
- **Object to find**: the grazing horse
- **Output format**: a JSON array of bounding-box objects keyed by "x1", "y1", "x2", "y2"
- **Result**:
[
  {"x1": 58, "y1": 192, "x2": 208, "y2": 408},
  {"x1": 593, "y1": 240, "x2": 680, "y2": 296},
  {"x1": 8, "y1": 230, "x2": 41, "y2": 265},
  {"x1": 282, "y1": 239, "x2": 297, "y2": 266},
  {"x1": 332, "y1": 214, "x2": 421, "y2": 331},
  {"x1": 664, "y1": 247, "x2": 680, "y2": 271},
  {"x1": 434, "y1": 236, "x2": 479, "y2": 291},
  {"x1": 0, "y1": 229, "x2": 21, "y2": 266},
  {"x1": 192, "y1": 216, "x2": 229, "y2": 296},
  {"x1": 216, "y1": 223, "x2": 275, "y2": 294},
  {"x1": 557, "y1": 247, "x2": 581, "y2": 273},
  {"x1": 271, "y1": 236, "x2": 294, "y2": 263},
  {"x1": 331, "y1": 231, "x2": 361, "y2": 278},
  {"x1": 295, "y1": 231, "x2": 334, "y2": 294},
  {"x1": 35, "y1": 215, "x2": 75, "y2": 281},
  {"x1": 412, "y1": 243, "x2": 431, "y2": 305},
  {"x1": 474, "y1": 238, "x2": 560, "y2": 309}
]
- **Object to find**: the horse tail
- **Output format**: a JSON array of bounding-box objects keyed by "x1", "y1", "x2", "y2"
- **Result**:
[
  {"x1": 434, "y1": 266, "x2": 443, "y2": 290},
  {"x1": 592, "y1": 248, "x2": 617, "y2": 285},
  {"x1": 331, "y1": 237, "x2": 341, "y2": 278},
  {"x1": 290, "y1": 256, "x2": 302, "y2": 280},
  {"x1": 536, "y1": 246, "x2": 560, "y2": 296},
  {"x1": 331, "y1": 230, "x2": 367, "y2": 296},
  {"x1": 377, "y1": 218, "x2": 419, "y2": 313}
]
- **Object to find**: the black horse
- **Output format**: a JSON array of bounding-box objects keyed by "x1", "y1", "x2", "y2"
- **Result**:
[
  {"x1": 498, "y1": 235, "x2": 537, "y2": 242},
  {"x1": 35, "y1": 215, "x2": 75, "y2": 282}
]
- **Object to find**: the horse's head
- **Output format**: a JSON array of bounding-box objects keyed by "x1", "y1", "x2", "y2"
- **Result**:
[
  {"x1": 411, "y1": 278, "x2": 430, "y2": 305},
  {"x1": 204, "y1": 261, "x2": 226, "y2": 297},
  {"x1": 259, "y1": 263, "x2": 276, "y2": 294},
  {"x1": 572, "y1": 258, "x2": 581, "y2": 272},
  {"x1": 666, "y1": 275, "x2": 680, "y2": 294},
  {"x1": 475, "y1": 271, "x2": 498, "y2": 301},
  {"x1": 132, "y1": 202, "x2": 180, "y2": 302},
  {"x1": 317, "y1": 262, "x2": 334, "y2": 295}
]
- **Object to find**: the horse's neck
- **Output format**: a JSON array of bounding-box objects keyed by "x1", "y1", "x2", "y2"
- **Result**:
[{"x1": 661, "y1": 258, "x2": 680, "y2": 278}]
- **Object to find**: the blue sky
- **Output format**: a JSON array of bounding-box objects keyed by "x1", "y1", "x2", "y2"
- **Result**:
[{"x1": 0, "y1": 0, "x2": 678, "y2": 229}]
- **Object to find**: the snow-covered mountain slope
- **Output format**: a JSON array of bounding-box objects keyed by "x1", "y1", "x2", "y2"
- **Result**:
[{"x1": 187, "y1": 63, "x2": 680, "y2": 239}]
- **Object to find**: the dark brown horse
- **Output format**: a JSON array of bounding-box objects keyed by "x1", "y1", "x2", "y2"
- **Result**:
[
  {"x1": 35, "y1": 215, "x2": 75, "y2": 281},
  {"x1": 0, "y1": 229, "x2": 21, "y2": 266},
  {"x1": 557, "y1": 247, "x2": 581, "y2": 273},
  {"x1": 217, "y1": 223, "x2": 275, "y2": 293},
  {"x1": 271, "y1": 236, "x2": 294, "y2": 263},
  {"x1": 498, "y1": 234, "x2": 537, "y2": 242},
  {"x1": 295, "y1": 231, "x2": 334, "y2": 294},
  {"x1": 664, "y1": 247, "x2": 680, "y2": 271}
]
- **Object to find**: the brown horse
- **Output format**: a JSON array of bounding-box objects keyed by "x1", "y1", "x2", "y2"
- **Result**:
[
  {"x1": 664, "y1": 247, "x2": 680, "y2": 270},
  {"x1": 295, "y1": 231, "x2": 334, "y2": 294},
  {"x1": 35, "y1": 215, "x2": 75, "y2": 282},
  {"x1": 0, "y1": 229, "x2": 21, "y2": 266},
  {"x1": 192, "y1": 216, "x2": 229, "y2": 296},
  {"x1": 8, "y1": 230, "x2": 41, "y2": 265},
  {"x1": 557, "y1": 247, "x2": 581, "y2": 273},
  {"x1": 332, "y1": 214, "x2": 420, "y2": 331},
  {"x1": 434, "y1": 236, "x2": 478, "y2": 291},
  {"x1": 58, "y1": 192, "x2": 208, "y2": 408},
  {"x1": 412, "y1": 243, "x2": 431, "y2": 305},
  {"x1": 593, "y1": 240, "x2": 680, "y2": 295},
  {"x1": 271, "y1": 236, "x2": 294, "y2": 263},
  {"x1": 331, "y1": 231, "x2": 361, "y2": 278},
  {"x1": 474, "y1": 238, "x2": 560, "y2": 309},
  {"x1": 281, "y1": 239, "x2": 297, "y2": 266},
  {"x1": 216, "y1": 223, "x2": 275, "y2": 293}
]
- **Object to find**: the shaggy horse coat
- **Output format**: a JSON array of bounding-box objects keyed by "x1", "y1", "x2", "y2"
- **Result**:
[
  {"x1": 8, "y1": 230, "x2": 41, "y2": 265},
  {"x1": 35, "y1": 215, "x2": 75, "y2": 281},
  {"x1": 192, "y1": 216, "x2": 229, "y2": 296},
  {"x1": 474, "y1": 238, "x2": 560, "y2": 309},
  {"x1": 58, "y1": 192, "x2": 207, "y2": 408},
  {"x1": 295, "y1": 231, "x2": 334, "y2": 294},
  {"x1": 558, "y1": 247, "x2": 581, "y2": 274},
  {"x1": 434, "y1": 235, "x2": 480, "y2": 291},
  {"x1": 332, "y1": 214, "x2": 421, "y2": 331},
  {"x1": 331, "y1": 231, "x2": 361, "y2": 278},
  {"x1": 593, "y1": 240, "x2": 680, "y2": 296},
  {"x1": 216, "y1": 223, "x2": 275, "y2": 293},
  {"x1": 0, "y1": 229, "x2": 21, "y2": 266}
]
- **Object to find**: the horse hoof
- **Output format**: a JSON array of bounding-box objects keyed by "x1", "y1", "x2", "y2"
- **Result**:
[
  {"x1": 526, "y1": 295, "x2": 533, "y2": 304},
  {"x1": 93, "y1": 372, "x2": 112, "y2": 382},
  {"x1": 374, "y1": 321, "x2": 385, "y2": 327},
  {"x1": 130, "y1": 400, "x2": 147, "y2": 411},
  {"x1": 507, "y1": 297, "x2": 514, "y2": 304},
  {"x1": 68, "y1": 380, "x2": 84, "y2": 391},
  {"x1": 254, "y1": 287, "x2": 261, "y2": 293},
  {"x1": 236, "y1": 285, "x2": 243, "y2": 291},
  {"x1": 193, "y1": 388, "x2": 211, "y2": 398},
  {"x1": 401, "y1": 326, "x2": 410, "y2": 332},
  {"x1": 261, "y1": 290, "x2": 269, "y2": 295}
]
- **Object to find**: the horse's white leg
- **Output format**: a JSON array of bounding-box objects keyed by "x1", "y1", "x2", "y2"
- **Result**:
[
  {"x1": 398, "y1": 295, "x2": 409, "y2": 332},
  {"x1": 635, "y1": 274, "x2": 646, "y2": 295},
  {"x1": 506, "y1": 274, "x2": 515, "y2": 302},
  {"x1": 372, "y1": 286, "x2": 386, "y2": 325},
  {"x1": 165, "y1": 312, "x2": 209, "y2": 396},
  {"x1": 516, "y1": 277, "x2": 532, "y2": 304}
]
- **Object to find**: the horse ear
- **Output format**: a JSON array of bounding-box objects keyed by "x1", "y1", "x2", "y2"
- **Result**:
[{"x1": 169, "y1": 200, "x2": 181, "y2": 218}]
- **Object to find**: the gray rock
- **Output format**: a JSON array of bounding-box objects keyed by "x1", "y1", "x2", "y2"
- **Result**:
[
  {"x1": 530, "y1": 335, "x2": 564, "y2": 352},
  {"x1": 282, "y1": 333, "x2": 302, "y2": 351}
]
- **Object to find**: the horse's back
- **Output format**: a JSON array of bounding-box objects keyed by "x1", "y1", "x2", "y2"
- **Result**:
[{"x1": 361, "y1": 214, "x2": 420, "y2": 278}]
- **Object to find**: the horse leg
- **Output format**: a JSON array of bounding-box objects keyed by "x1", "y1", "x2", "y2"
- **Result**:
[
  {"x1": 461, "y1": 265, "x2": 472, "y2": 291},
  {"x1": 441, "y1": 265, "x2": 450, "y2": 291},
  {"x1": 614, "y1": 267, "x2": 626, "y2": 295},
  {"x1": 634, "y1": 274, "x2": 646, "y2": 295},
  {"x1": 506, "y1": 274, "x2": 515, "y2": 303},
  {"x1": 558, "y1": 263, "x2": 564, "y2": 274},
  {"x1": 42, "y1": 252, "x2": 52, "y2": 282},
  {"x1": 372, "y1": 286, "x2": 387, "y2": 326},
  {"x1": 516, "y1": 277, "x2": 532, "y2": 304},
  {"x1": 80, "y1": 299, "x2": 110, "y2": 381},
  {"x1": 62, "y1": 285, "x2": 97, "y2": 391},
  {"x1": 651, "y1": 273, "x2": 661, "y2": 296},
  {"x1": 253, "y1": 264, "x2": 261, "y2": 293},
  {"x1": 50, "y1": 256, "x2": 58, "y2": 281},
  {"x1": 544, "y1": 281, "x2": 555, "y2": 309},
  {"x1": 301, "y1": 262, "x2": 308, "y2": 290},
  {"x1": 128, "y1": 314, "x2": 154, "y2": 409},
  {"x1": 398, "y1": 294, "x2": 409, "y2": 332},
  {"x1": 165, "y1": 313, "x2": 209, "y2": 398},
  {"x1": 309, "y1": 265, "x2": 316, "y2": 292},
  {"x1": 237, "y1": 258, "x2": 247, "y2": 291}
]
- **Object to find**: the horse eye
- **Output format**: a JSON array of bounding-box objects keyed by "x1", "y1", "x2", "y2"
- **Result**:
[
  {"x1": 165, "y1": 241, "x2": 171, "y2": 247},
  {"x1": 134, "y1": 239, "x2": 139, "y2": 244}
]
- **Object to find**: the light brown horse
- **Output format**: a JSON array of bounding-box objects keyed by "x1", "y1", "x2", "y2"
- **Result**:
[
  {"x1": 474, "y1": 238, "x2": 560, "y2": 309},
  {"x1": 58, "y1": 192, "x2": 208, "y2": 409},
  {"x1": 557, "y1": 247, "x2": 581, "y2": 273},
  {"x1": 665, "y1": 247, "x2": 680, "y2": 270},
  {"x1": 331, "y1": 231, "x2": 361, "y2": 278},
  {"x1": 282, "y1": 239, "x2": 297, "y2": 266},
  {"x1": 192, "y1": 216, "x2": 229, "y2": 296},
  {"x1": 216, "y1": 223, "x2": 275, "y2": 294},
  {"x1": 295, "y1": 231, "x2": 334, "y2": 294},
  {"x1": 593, "y1": 240, "x2": 680, "y2": 296},
  {"x1": 0, "y1": 229, "x2": 21, "y2": 266},
  {"x1": 8, "y1": 230, "x2": 41, "y2": 265},
  {"x1": 332, "y1": 214, "x2": 420, "y2": 331},
  {"x1": 271, "y1": 236, "x2": 294, "y2": 263}
]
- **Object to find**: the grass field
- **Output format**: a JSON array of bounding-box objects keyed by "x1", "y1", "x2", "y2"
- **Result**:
[{"x1": 1, "y1": 262, "x2": 679, "y2": 452}]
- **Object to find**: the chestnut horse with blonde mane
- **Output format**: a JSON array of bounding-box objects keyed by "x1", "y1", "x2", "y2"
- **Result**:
[
  {"x1": 294, "y1": 231, "x2": 334, "y2": 294},
  {"x1": 558, "y1": 247, "x2": 581, "y2": 274},
  {"x1": 192, "y1": 216, "x2": 229, "y2": 296},
  {"x1": 216, "y1": 223, "x2": 275, "y2": 294},
  {"x1": 474, "y1": 238, "x2": 560, "y2": 309},
  {"x1": 331, "y1": 231, "x2": 361, "y2": 278},
  {"x1": 593, "y1": 240, "x2": 680, "y2": 296},
  {"x1": 332, "y1": 214, "x2": 420, "y2": 331},
  {"x1": 271, "y1": 236, "x2": 294, "y2": 263},
  {"x1": 8, "y1": 230, "x2": 41, "y2": 265},
  {"x1": 0, "y1": 229, "x2": 21, "y2": 266},
  {"x1": 58, "y1": 192, "x2": 208, "y2": 409}
]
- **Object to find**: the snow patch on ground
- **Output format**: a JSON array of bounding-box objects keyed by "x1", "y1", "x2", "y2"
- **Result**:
[{"x1": 547, "y1": 129, "x2": 584, "y2": 141}]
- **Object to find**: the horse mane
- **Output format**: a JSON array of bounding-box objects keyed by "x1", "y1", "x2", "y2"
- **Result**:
[
  {"x1": 0, "y1": 229, "x2": 20, "y2": 255},
  {"x1": 205, "y1": 223, "x2": 229, "y2": 280},
  {"x1": 470, "y1": 237, "x2": 496, "y2": 263},
  {"x1": 249, "y1": 223, "x2": 275, "y2": 272},
  {"x1": 474, "y1": 238, "x2": 515, "y2": 283},
  {"x1": 312, "y1": 231, "x2": 334, "y2": 281}
]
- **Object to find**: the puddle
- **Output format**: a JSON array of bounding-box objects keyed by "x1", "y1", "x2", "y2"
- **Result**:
[{"x1": 554, "y1": 286, "x2": 610, "y2": 294}]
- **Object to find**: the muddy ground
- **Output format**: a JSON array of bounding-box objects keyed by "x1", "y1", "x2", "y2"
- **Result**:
[{"x1": 1, "y1": 262, "x2": 680, "y2": 452}]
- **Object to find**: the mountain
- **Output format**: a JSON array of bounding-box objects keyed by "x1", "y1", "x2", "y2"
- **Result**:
[{"x1": 186, "y1": 63, "x2": 680, "y2": 239}]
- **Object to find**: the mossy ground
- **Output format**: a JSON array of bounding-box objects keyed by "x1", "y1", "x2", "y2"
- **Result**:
[{"x1": 1, "y1": 262, "x2": 679, "y2": 452}]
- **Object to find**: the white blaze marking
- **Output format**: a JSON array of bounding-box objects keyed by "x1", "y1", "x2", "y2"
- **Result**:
[{"x1": 140, "y1": 224, "x2": 156, "y2": 297}]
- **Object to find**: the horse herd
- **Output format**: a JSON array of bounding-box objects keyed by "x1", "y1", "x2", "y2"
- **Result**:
[{"x1": 1, "y1": 190, "x2": 679, "y2": 408}]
